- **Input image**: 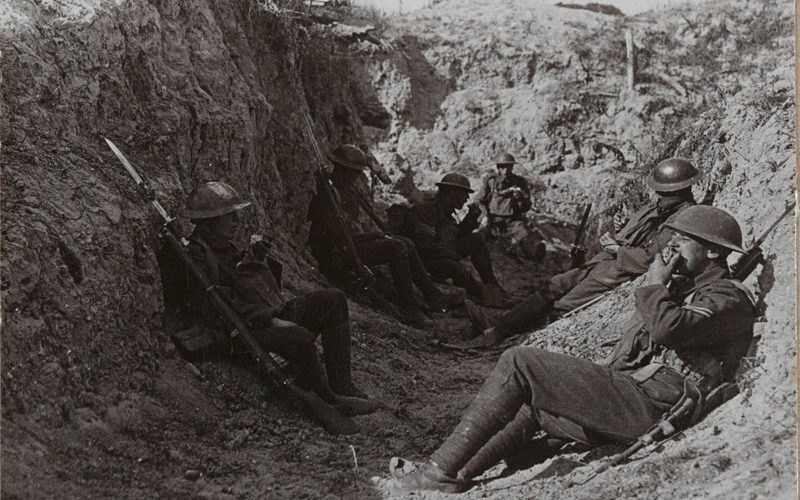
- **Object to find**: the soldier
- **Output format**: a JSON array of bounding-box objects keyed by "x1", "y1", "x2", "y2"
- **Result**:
[
  {"x1": 458, "y1": 158, "x2": 701, "y2": 347},
  {"x1": 399, "y1": 171, "x2": 508, "y2": 308},
  {"x1": 160, "y1": 181, "x2": 382, "y2": 420},
  {"x1": 390, "y1": 205, "x2": 755, "y2": 492},
  {"x1": 475, "y1": 152, "x2": 545, "y2": 260},
  {"x1": 307, "y1": 145, "x2": 462, "y2": 328}
]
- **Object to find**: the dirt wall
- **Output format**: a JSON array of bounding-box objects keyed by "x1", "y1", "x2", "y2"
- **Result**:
[{"x1": 1, "y1": 0, "x2": 370, "y2": 492}]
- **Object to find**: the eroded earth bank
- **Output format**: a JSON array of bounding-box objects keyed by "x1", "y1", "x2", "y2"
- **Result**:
[{"x1": 1, "y1": 0, "x2": 796, "y2": 498}]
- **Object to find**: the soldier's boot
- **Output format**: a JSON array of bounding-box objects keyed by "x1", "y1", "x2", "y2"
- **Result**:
[
  {"x1": 425, "y1": 287, "x2": 466, "y2": 313},
  {"x1": 477, "y1": 283, "x2": 508, "y2": 309},
  {"x1": 335, "y1": 395, "x2": 384, "y2": 416},
  {"x1": 464, "y1": 300, "x2": 504, "y2": 338},
  {"x1": 494, "y1": 292, "x2": 553, "y2": 336},
  {"x1": 392, "y1": 353, "x2": 525, "y2": 492},
  {"x1": 457, "y1": 405, "x2": 544, "y2": 481},
  {"x1": 398, "y1": 302, "x2": 434, "y2": 329}
]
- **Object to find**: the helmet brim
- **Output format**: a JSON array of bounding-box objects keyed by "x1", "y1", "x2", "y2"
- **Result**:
[
  {"x1": 327, "y1": 151, "x2": 368, "y2": 171},
  {"x1": 436, "y1": 182, "x2": 474, "y2": 193},
  {"x1": 662, "y1": 223, "x2": 746, "y2": 253},
  {"x1": 647, "y1": 171, "x2": 703, "y2": 192},
  {"x1": 182, "y1": 201, "x2": 251, "y2": 219}
]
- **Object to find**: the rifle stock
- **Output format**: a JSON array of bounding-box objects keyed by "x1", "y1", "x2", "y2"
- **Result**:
[
  {"x1": 731, "y1": 200, "x2": 794, "y2": 281},
  {"x1": 105, "y1": 138, "x2": 359, "y2": 435}
]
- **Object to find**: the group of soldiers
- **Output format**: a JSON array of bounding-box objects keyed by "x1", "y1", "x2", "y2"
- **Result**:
[{"x1": 159, "y1": 145, "x2": 757, "y2": 493}]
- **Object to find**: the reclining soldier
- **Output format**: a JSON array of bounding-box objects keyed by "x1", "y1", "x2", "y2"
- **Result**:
[
  {"x1": 307, "y1": 144, "x2": 463, "y2": 328},
  {"x1": 458, "y1": 158, "x2": 701, "y2": 347},
  {"x1": 160, "y1": 181, "x2": 381, "y2": 420},
  {"x1": 398, "y1": 172, "x2": 509, "y2": 308},
  {"x1": 390, "y1": 205, "x2": 755, "y2": 492}
]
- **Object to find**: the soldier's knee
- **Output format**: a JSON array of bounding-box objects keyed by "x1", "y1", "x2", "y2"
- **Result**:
[{"x1": 389, "y1": 238, "x2": 409, "y2": 258}]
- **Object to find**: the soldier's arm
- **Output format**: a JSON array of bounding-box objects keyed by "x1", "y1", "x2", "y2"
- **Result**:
[
  {"x1": 616, "y1": 223, "x2": 676, "y2": 273},
  {"x1": 634, "y1": 283, "x2": 753, "y2": 348}
]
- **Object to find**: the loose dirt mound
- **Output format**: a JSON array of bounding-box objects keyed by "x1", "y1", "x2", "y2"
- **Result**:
[{"x1": 1, "y1": 0, "x2": 795, "y2": 499}]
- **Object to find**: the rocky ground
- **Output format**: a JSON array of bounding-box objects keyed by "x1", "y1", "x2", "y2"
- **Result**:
[{"x1": 1, "y1": 0, "x2": 795, "y2": 498}]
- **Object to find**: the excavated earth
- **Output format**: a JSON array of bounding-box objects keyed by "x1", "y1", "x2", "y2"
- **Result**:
[{"x1": 1, "y1": 0, "x2": 796, "y2": 498}]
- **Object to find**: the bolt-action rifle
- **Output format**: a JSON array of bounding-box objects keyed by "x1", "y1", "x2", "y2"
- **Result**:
[
  {"x1": 571, "y1": 393, "x2": 696, "y2": 486},
  {"x1": 105, "y1": 138, "x2": 359, "y2": 436},
  {"x1": 354, "y1": 190, "x2": 391, "y2": 233},
  {"x1": 731, "y1": 200, "x2": 794, "y2": 280},
  {"x1": 569, "y1": 203, "x2": 592, "y2": 268},
  {"x1": 300, "y1": 111, "x2": 373, "y2": 283}
]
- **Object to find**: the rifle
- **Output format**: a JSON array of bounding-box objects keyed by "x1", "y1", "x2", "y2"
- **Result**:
[
  {"x1": 569, "y1": 203, "x2": 592, "y2": 268},
  {"x1": 105, "y1": 138, "x2": 359, "y2": 436},
  {"x1": 301, "y1": 111, "x2": 371, "y2": 281},
  {"x1": 354, "y1": 190, "x2": 391, "y2": 233},
  {"x1": 571, "y1": 394, "x2": 696, "y2": 486},
  {"x1": 731, "y1": 200, "x2": 794, "y2": 280}
]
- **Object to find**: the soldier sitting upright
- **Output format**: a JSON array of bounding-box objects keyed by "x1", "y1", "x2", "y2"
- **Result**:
[
  {"x1": 458, "y1": 158, "x2": 701, "y2": 347},
  {"x1": 476, "y1": 152, "x2": 545, "y2": 261},
  {"x1": 390, "y1": 205, "x2": 755, "y2": 492},
  {"x1": 307, "y1": 144, "x2": 463, "y2": 329},
  {"x1": 398, "y1": 171, "x2": 508, "y2": 308},
  {"x1": 160, "y1": 181, "x2": 381, "y2": 423}
]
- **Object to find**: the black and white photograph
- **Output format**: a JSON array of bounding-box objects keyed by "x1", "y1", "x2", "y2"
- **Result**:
[{"x1": 1, "y1": 0, "x2": 796, "y2": 497}]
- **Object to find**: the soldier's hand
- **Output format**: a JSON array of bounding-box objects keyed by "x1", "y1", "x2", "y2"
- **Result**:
[
  {"x1": 249, "y1": 234, "x2": 271, "y2": 259},
  {"x1": 270, "y1": 317, "x2": 297, "y2": 328},
  {"x1": 599, "y1": 232, "x2": 619, "y2": 254},
  {"x1": 646, "y1": 250, "x2": 680, "y2": 285}
]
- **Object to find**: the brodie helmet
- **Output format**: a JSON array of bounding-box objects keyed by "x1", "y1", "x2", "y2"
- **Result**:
[
  {"x1": 182, "y1": 181, "x2": 251, "y2": 219},
  {"x1": 663, "y1": 205, "x2": 745, "y2": 253}
]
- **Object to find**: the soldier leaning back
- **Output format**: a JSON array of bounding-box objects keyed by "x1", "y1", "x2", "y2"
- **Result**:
[
  {"x1": 461, "y1": 158, "x2": 702, "y2": 347},
  {"x1": 390, "y1": 205, "x2": 756, "y2": 493},
  {"x1": 307, "y1": 144, "x2": 463, "y2": 328},
  {"x1": 160, "y1": 181, "x2": 382, "y2": 420}
]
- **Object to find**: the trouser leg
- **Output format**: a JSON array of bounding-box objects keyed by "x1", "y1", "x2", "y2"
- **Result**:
[
  {"x1": 496, "y1": 292, "x2": 553, "y2": 335},
  {"x1": 357, "y1": 236, "x2": 417, "y2": 306},
  {"x1": 457, "y1": 405, "x2": 542, "y2": 481},
  {"x1": 426, "y1": 258, "x2": 484, "y2": 298},
  {"x1": 552, "y1": 273, "x2": 614, "y2": 314},
  {"x1": 275, "y1": 290, "x2": 355, "y2": 395},
  {"x1": 394, "y1": 235, "x2": 440, "y2": 300},
  {"x1": 248, "y1": 318, "x2": 340, "y2": 405},
  {"x1": 429, "y1": 349, "x2": 529, "y2": 477},
  {"x1": 430, "y1": 346, "x2": 676, "y2": 480},
  {"x1": 456, "y1": 232, "x2": 499, "y2": 285}
]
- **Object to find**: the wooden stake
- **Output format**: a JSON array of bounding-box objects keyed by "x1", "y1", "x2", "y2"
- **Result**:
[{"x1": 625, "y1": 29, "x2": 636, "y2": 90}]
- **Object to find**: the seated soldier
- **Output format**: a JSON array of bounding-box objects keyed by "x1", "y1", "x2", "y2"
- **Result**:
[
  {"x1": 476, "y1": 152, "x2": 545, "y2": 261},
  {"x1": 398, "y1": 172, "x2": 508, "y2": 308},
  {"x1": 307, "y1": 144, "x2": 463, "y2": 329},
  {"x1": 390, "y1": 205, "x2": 755, "y2": 492},
  {"x1": 160, "y1": 181, "x2": 381, "y2": 424},
  {"x1": 457, "y1": 158, "x2": 701, "y2": 347}
]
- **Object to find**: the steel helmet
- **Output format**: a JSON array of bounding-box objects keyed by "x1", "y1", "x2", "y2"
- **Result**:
[
  {"x1": 327, "y1": 144, "x2": 368, "y2": 170},
  {"x1": 495, "y1": 152, "x2": 516, "y2": 166},
  {"x1": 182, "y1": 181, "x2": 251, "y2": 219},
  {"x1": 663, "y1": 205, "x2": 745, "y2": 253},
  {"x1": 436, "y1": 172, "x2": 474, "y2": 193},
  {"x1": 647, "y1": 158, "x2": 703, "y2": 191}
]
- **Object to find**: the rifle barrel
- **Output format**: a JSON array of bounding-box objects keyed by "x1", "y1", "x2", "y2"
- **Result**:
[{"x1": 753, "y1": 201, "x2": 794, "y2": 246}]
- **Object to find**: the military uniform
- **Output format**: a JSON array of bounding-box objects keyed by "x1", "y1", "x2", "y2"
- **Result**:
[
  {"x1": 307, "y1": 175, "x2": 443, "y2": 312},
  {"x1": 476, "y1": 171, "x2": 533, "y2": 242},
  {"x1": 401, "y1": 197, "x2": 497, "y2": 298},
  {"x1": 486, "y1": 195, "x2": 696, "y2": 338},
  {"x1": 161, "y1": 231, "x2": 359, "y2": 402},
  {"x1": 428, "y1": 260, "x2": 755, "y2": 482}
]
